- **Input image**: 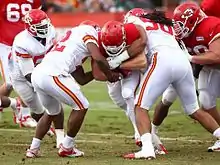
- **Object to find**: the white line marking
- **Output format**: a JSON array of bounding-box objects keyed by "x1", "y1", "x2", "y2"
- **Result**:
[
  {"x1": 0, "y1": 128, "x2": 208, "y2": 143},
  {"x1": 1, "y1": 140, "x2": 107, "y2": 146}
]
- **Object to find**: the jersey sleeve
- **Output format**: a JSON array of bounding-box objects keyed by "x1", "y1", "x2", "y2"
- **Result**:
[
  {"x1": 208, "y1": 24, "x2": 220, "y2": 45},
  {"x1": 82, "y1": 27, "x2": 99, "y2": 47},
  {"x1": 13, "y1": 46, "x2": 34, "y2": 76},
  {"x1": 124, "y1": 23, "x2": 140, "y2": 45}
]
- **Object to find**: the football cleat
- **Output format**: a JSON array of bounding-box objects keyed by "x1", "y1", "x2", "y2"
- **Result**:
[
  {"x1": 135, "y1": 139, "x2": 142, "y2": 147},
  {"x1": 58, "y1": 143, "x2": 84, "y2": 158},
  {"x1": 208, "y1": 140, "x2": 220, "y2": 152},
  {"x1": 152, "y1": 133, "x2": 168, "y2": 154},
  {"x1": 11, "y1": 98, "x2": 21, "y2": 124},
  {"x1": 19, "y1": 115, "x2": 37, "y2": 128},
  {"x1": 47, "y1": 126, "x2": 55, "y2": 137},
  {"x1": 123, "y1": 150, "x2": 156, "y2": 160},
  {"x1": 26, "y1": 148, "x2": 40, "y2": 158}
]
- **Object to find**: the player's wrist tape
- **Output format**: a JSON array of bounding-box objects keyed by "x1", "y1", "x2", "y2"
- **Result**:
[{"x1": 116, "y1": 50, "x2": 130, "y2": 63}]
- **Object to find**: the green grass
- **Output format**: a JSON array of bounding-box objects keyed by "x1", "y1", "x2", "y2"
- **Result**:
[{"x1": 0, "y1": 62, "x2": 220, "y2": 165}]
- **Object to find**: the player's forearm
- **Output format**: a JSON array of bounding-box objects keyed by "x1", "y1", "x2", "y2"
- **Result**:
[
  {"x1": 120, "y1": 52, "x2": 147, "y2": 70},
  {"x1": 191, "y1": 52, "x2": 220, "y2": 65},
  {"x1": 127, "y1": 38, "x2": 146, "y2": 58},
  {"x1": 81, "y1": 72, "x2": 94, "y2": 85}
]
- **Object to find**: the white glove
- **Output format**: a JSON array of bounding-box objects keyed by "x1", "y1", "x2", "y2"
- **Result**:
[
  {"x1": 106, "y1": 50, "x2": 130, "y2": 70},
  {"x1": 107, "y1": 56, "x2": 122, "y2": 70}
]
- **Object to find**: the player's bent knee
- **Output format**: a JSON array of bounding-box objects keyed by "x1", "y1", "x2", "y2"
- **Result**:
[
  {"x1": 162, "y1": 90, "x2": 177, "y2": 106},
  {"x1": 184, "y1": 102, "x2": 200, "y2": 115},
  {"x1": 122, "y1": 88, "x2": 134, "y2": 100},
  {"x1": 199, "y1": 90, "x2": 216, "y2": 110}
]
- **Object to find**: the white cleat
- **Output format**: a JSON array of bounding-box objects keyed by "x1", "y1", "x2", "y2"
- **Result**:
[
  {"x1": 19, "y1": 116, "x2": 37, "y2": 128},
  {"x1": 124, "y1": 141, "x2": 156, "y2": 160},
  {"x1": 26, "y1": 148, "x2": 40, "y2": 158},
  {"x1": 58, "y1": 143, "x2": 84, "y2": 158},
  {"x1": 152, "y1": 133, "x2": 168, "y2": 154},
  {"x1": 208, "y1": 140, "x2": 220, "y2": 152},
  {"x1": 47, "y1": 127, "x2": 55, "y2": 137},
  {"x1": 11, "y1": 98, "x2": 21, "y2": 124}
]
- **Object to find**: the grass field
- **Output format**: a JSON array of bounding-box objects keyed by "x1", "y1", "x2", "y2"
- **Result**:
[{"x1": 0, "y1": 78, "x2": 220, "y2": 165}]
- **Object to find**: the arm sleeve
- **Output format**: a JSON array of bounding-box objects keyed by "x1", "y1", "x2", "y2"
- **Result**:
[
  {"x1": 208, "y1": 24, "x2": 220, "y2": 45},
  {"x1": 14, "y1": 47, "x2": 34, "y2": 77},
  {"x1": 82, "y1": 27, "x2": 99, "y2": 47}
]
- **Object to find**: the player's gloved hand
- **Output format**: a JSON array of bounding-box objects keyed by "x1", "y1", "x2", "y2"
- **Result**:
[
  {"x1": 107, "y1": 50, "x2": 130, "y2": 70},
  {"x1": 106, "y1": 71, "x2": 123, "y2": 83},
  {"x1": 107, "y1": 56, "x2": 122, "y2": 70}
]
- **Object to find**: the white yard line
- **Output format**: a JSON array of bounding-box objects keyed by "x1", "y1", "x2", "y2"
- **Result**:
[
  {"x1": 1, "y1": 139, "x2": 107, "y2": 147},
  {"x1": 0, "y1": 128, "x2": 208, "y2": 143}
]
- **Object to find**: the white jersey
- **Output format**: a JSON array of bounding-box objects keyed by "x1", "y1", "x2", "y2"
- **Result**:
[
  {"x1": 36, "y1": 25, "x2": 98, "y2": 76},
  {"x1": 10, "y1": 25, "x2": 56, "y2": 81},
  {"x1": 126, "y1": 16, "x2": 180, "y2": 56}
]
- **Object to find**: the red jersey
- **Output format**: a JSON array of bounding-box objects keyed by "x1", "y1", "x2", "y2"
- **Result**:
[
  {"x1": 201, "y1": 0, "x2": 220, "y2": 18},
  {"x1": 0, "y1": 0, "x2": 41, "y2": 46},
  {"x1": 98, "y1": 23, "x2": 140, "y2": 77},
  {"x1": 183, "y1": 17, "x2": 220, "y2": 56}
]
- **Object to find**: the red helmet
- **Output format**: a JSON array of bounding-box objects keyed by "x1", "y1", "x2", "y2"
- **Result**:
[
  {"x1": 24, "y1": 9, "x2": 50, "y2": 38},
  {"x1": 101, "y1": 21, "x2": 126, "y2": 57},
  {"x1": 124, "y1": 8, "x2": 146, "y2": 23},
  {"x1": 80, "y1": 20, "x2": 101, "y2": 32},
  {"x1": 173, "y1": 1, "x2": 206, "y2": 39}
]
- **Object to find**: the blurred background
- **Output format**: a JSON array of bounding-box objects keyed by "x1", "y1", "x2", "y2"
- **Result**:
[
  {"x1": 43, "y1": 0, "x2": 203, "y2": 37},
  {"x1": 42, "y1": 0, "x2": 203, "y2": 13}
]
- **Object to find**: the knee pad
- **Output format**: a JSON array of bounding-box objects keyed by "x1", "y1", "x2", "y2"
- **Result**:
[
  {"x1": 45, "y1": 103, "x2": 62, "y2": 116},
  {"x1": 122, "y1": 87, "x2": 134, "y2": 100},
  {"x1": 199, "y1": 90, "x2": 216, "y2": 110},
  {"x1": 162, "y1": 88, "x2": 177, "y2": 105}
]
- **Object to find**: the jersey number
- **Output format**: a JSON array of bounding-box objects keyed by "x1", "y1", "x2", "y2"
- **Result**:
[
  {"x1": 188, "y1": 45, "x2": 208, "y2": 55},
  {"x1": 7, "y1": 3, "x2": 32, "y2": 22},
  {"x1": 141, "y1": 18, "x2": 174, "y2": 35},
  {"x1": 53, "y1": 30, "x2": 72, "y2": 52}
]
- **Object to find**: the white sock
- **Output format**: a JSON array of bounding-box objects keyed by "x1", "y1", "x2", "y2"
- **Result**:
[
  {"x1": 30, "y1": 137, "x2": 41, "y2": 149},
  {"x1": 20, "y1": 107, "x2": 31, "y2": 118},
  {"x1": 213, "y1": 128, "x2": 220, "y2": 139},
  {"x1": 9, "y1": 97, "x2": 16, "y2": 108},
  {"x1": 55, "y1": 129, "x2": 65, "y2": 147},
  {"x1": 125, "y1": 97, "x2": 140, "y2": 139},
  {"x1": 141, "y1": 133, "x2": 152, "y2": 150},
  {"x1": 151, "y1": 123, "x2": 159, "y2": 134},
  {"x1": 62, "y1": 135, "x2": 74, "y2": 148}
]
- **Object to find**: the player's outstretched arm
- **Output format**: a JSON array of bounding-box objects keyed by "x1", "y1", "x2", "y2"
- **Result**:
[{"x1": 71, "y1": 66, "x2": 94, "y2": 85}]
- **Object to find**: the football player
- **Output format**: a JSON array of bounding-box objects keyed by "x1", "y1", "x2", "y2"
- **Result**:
[
  {"x1": 10, "y1": 9, "x2": 65, "y2": 141},
  {"x1": 152, "y1": 1, "x2": 220, "y2": 152},
  {"x1": 26, "y1": 22, "x2": 121, "y2": 158},
  {"x1": 0, "y1": 0, "x2": 41, "y2": 126},
  {"x1": 102, "y1": 10, "x2": 220, "y2": 159}
]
